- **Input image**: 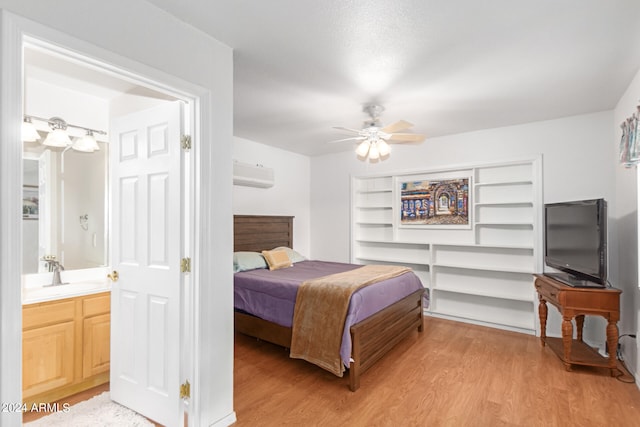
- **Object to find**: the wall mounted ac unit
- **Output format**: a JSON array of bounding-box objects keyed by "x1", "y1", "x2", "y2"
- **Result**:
[{"x1": 233, "y1": 160, "x2": 274, "y2": 188}]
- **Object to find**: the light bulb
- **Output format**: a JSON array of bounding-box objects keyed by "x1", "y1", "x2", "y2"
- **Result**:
[
  {"x1": 22, "y1": 117, "x2": 40, "y2": 142},
  {"x1": 368, "y1": 143, "x2": 380, "y2": 160},
  {"x1": 355, "y1": 140, "x2": 370, "y2": 157},
  {"x1": 72, "y1": 131, "x2": 100, "y2": 152},
  {"x1": 378, "y1": 140, "x2": 391, "y2": 156},
  {"x1": 43, "y1": 128, "x2": 72, "y2": 147}
]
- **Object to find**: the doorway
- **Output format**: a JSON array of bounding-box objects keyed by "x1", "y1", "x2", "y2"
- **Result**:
[
  {"x1": 1, "y1": 10, "x2": 237, "y2": 427},
  {"x1": 19, "y1": 38, "x2": 193, "y2": 426}
]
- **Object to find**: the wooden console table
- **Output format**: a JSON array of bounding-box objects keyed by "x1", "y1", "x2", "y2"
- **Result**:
[{"x1": 533, "y1": 274, "x2": 621, "y2": 375}]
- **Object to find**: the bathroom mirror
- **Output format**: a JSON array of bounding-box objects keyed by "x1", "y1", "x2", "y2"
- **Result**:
[{"x1": 22, "y1": 141, "x2": 108, "y2": 274}]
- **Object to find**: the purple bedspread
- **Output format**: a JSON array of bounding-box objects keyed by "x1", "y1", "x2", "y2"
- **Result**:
[{"x1": 234, "y1": 260, "x2": 425, "y2": 367}]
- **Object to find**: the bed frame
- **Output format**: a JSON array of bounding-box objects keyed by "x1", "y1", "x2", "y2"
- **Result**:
[{"x1": 233, "y1": 215, "x2": 424, "y2": 391}]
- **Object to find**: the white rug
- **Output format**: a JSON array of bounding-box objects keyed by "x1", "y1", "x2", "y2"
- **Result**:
[{"x1": 25, "y1": 392, "x2": 154, "y2": 427}]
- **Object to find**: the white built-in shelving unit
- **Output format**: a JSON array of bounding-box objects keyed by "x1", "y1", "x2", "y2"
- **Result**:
[{"x1": 351, "y1": 157, "x2": 543, "y2": 334}]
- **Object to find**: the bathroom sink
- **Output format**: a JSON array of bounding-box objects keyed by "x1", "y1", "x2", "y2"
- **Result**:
[{"x1": 23, "y1": 280, "x2": 111, "y2": 304}]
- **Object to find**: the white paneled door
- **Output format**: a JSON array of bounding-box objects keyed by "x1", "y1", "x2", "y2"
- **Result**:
[{"x1": 110, "y1": 101, "x2": 184, "y2": 426}]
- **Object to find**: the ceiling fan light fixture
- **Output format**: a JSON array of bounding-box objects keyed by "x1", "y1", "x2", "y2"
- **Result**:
[
  {"x1": 355, "y1": 140, "x2": 370, "y2": 157},
  {"x1": 334, "y1": 103, "x2": 425, "y2": 163}
]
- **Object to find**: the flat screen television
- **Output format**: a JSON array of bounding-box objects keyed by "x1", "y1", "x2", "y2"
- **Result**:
[{"x1": 544, "y1": 198, "x2": 607, "y2": 287}]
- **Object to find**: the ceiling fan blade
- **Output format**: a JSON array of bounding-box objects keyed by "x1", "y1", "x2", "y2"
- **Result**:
[
  {"x1": 381, "y1": 120, "x2": 413, "y2": 134},
  {"x1": 328, "y1": 136, "x2": 366, "y2": 143},
  {"x1": 386, "y1": 133, "x2": 426, "y2": 142},
  {"x1": 333, "y1": 126, "x2": 363, "y2": 135}
]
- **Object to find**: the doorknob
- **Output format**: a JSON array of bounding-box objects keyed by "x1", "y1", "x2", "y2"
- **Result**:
[{"x1": 107, "y1": 270, "x2": 119, "y2": 282}]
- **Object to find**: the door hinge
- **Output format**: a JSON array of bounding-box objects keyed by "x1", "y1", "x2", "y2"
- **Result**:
[
  {"x1": 180, "y1": 380, "x2": 190, "y2": 399},
  {"x1": 181, "y1": 134, "x2": 192, "y2": 151},
  {"x1": 181, "y1": 257, "x2": 191, "y2": 273}
]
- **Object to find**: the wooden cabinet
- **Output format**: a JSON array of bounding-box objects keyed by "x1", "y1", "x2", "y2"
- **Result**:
[
  {"x1": 22, "y1": 319, "x2": 75, "y2": 396},
  {"x1": 22, "y1": 291, "x2": 110, "y2": 405},
  {"x1": 351, "y1": 157, "x2": 543, "y2": 333},
  {"x1": 83, "y1": 313, "x2": 111, "y2": 378},
  {"x1": 534, "y1": 274, "x2": 621, "y2": 374},
  {"x1": 82, "y1": 293, "x2": 111, "y2": 379}
]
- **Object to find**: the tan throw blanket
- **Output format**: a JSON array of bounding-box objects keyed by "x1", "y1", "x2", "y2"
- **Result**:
[{"x1": 289, "y1": 264, "x2": 411, "y2": 377}]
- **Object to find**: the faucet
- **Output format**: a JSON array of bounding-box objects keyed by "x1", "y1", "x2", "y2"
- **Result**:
[{"x1": 44, "y1": 260, "x2": 68, "y2": 287}]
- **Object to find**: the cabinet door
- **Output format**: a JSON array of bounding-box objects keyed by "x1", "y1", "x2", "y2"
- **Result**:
[
  {"x1": 83, "y1": 313, "x2": 111, "y2": 378},
  {"x1": 23, "y1": 321, "x2": 75, "y2": 398}
]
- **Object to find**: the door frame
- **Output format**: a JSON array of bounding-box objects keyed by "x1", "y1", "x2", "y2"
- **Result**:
[{"x1": 0, "y1": 11, "x2": 221, "y2": 426}]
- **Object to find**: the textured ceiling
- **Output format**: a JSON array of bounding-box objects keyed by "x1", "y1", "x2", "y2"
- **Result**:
[{"x1": 78, "y1": 1, "x2": 640, "y2": 156}]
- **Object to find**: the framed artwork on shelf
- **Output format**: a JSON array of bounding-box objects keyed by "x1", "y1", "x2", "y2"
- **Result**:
[
  {"x1": 399, "y1": 176, "x2": 470, "y2": 228},
  {"x1": 22, "y1": 185, "x2": 39, "y2": 220}
]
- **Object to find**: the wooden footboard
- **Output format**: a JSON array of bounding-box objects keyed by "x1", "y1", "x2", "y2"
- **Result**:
[
  {"x1": 349, "y1": 288, "x2": 424, "y2": 391},
  {"x1": 234, "y1": 288, "x2": 424, "y2": 391}
]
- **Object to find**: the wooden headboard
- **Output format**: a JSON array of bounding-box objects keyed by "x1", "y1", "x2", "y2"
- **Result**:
[{"x1": 233, "y1": 215, "x2": 293, "y2": 252}]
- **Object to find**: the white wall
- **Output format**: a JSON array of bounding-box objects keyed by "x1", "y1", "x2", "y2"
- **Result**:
[
  {"x1": 233, "y1": 136, "x2": 311, "y2": 257},
  {"x1": 0, "y1": 1, "x2": 234, "y2": 426},
  {"x1": 62, "y1": 149, "x2": 107, "y2": 270},
  {"x1": 613, "y1": 67, "x2": 640, "y2": 378},
  {"x1": 311, "y1": 111, "x2": 616, "y2": 341},
  {"x1": 26, "y1": 79, "x2": 109, "y2": 131}
]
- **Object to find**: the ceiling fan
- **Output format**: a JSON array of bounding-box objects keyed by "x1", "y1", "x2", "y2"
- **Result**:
[{"x1": 331, "y1": 104, "x2": 426, "y2": 162}]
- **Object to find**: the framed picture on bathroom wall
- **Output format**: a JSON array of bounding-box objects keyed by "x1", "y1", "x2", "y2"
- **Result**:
[
  {"x1": 22, "y1": 185, "x2": 39, "y2": 220},
  {"x1": 399, "y1": 176, "x2": 470, "y2": 228}
]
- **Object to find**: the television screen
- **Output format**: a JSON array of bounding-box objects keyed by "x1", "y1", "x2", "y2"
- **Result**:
[{"x1": 544, "y1": 199, "x2": 607, "y2": 287}]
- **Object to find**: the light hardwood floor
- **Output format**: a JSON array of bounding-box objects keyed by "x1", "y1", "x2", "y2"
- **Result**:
[{"x1": 234, "y1": 317, "x2": 640, "y2": 426}]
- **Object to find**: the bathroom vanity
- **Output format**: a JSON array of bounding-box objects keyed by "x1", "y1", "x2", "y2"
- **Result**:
[{"x1": 22, "y1": 289, "x2": 110, "y2": 406}]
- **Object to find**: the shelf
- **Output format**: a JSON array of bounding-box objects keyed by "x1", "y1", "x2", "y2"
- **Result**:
[
  {"x1": 474, "y1": 222, "x2": 534, "y2": 227},
  {"x1": 429, "y1": 308, "x2": 535, "y2": 331},
  {"x1": 356, "y1": 188, "x2": 392, "y2": 194},
  {"x1": 432, "y1": 286, "x2": 535, "y2": 303},
  {"x1": 354, "y1": 205, "x2": 393, "y2": 210},
  {"x1": 544, "y1": 337, "x2": 611, "y2": 368},
  {"x1": 431, "y1": 242, "x2": 533, "y2": 250},
  {"x1": 355, "y1": 239, "x2": 429, "y2": 246},
  {"x1": 474, "y1": 201, "x2": 533, "y2": 207},
  {"x1": 354, "y1": 256, "x2": 429, "y2": 266},
  {"x1": 432, "y1": 262, "x2": 533, "y2": 274},
  {"x1": 355, "y1": 221, "x2": 393, "y2": 225},
  {"x1": 352, "y1": 157, "x2": 541, "y2": 335},
  {"x1": 474, "y1": 180, "x2": 533, "y2": 187}
]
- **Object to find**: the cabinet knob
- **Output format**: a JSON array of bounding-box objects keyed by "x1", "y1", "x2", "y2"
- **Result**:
[{"x1": 107, "y1": 271, "x2": 119, "y2": 282}]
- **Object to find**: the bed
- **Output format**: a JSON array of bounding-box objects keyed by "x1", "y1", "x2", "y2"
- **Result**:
[{"x1": 233, "y1": 215, "x2": 425, "y2": 391}]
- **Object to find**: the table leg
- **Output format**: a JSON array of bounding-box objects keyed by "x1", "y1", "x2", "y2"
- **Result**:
[
  {"x1": 562, "y1": 316, "x2": 573, "y2": 371},
  {"x1": 606, "y1": 319, "x2": 619, "y2": 376},
  {"x1": 538, "y1": 296, "x2": 548, "y2": 346},
  {"x1": 575, "y1": 315, "x2": 585, "y2": 342}
]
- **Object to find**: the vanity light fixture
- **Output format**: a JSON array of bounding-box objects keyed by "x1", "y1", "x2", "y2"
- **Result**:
[
  {"x1": 72, "y1": 130, "x2": 100, "y2": 152},
  {"x1": 42, "y1": 117, "x2": 72, "y2": 147},
  {"x1": 22, "y1": 115, "x2": 106, "y2": 153}
]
